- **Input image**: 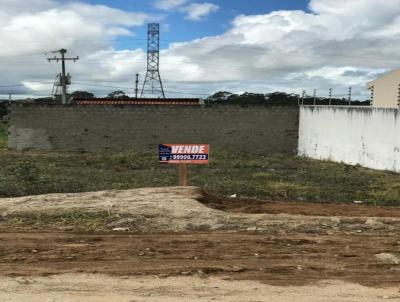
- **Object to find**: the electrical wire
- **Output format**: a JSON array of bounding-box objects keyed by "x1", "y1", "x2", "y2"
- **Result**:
[{"x1": 71, "y1": 82, "x2": 209, "y2": 96}]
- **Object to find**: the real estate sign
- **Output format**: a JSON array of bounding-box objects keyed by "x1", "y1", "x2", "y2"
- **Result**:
[{"x1": 159, "y1": 144, "x2": 209, "y2": 164}]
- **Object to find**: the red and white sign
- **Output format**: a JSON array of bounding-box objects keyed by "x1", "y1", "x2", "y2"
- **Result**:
[{"x1": 159, "y1": 144, "x2": 209, "y2": 164}]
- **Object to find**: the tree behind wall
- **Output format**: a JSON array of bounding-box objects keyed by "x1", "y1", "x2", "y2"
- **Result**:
[
  {"x1": 107, "y1": 90, "x2": 128, "y2": 99},
  {"x1": 69, "y1": 91, "x2": 95, "y2": 99},
  {"x1": 207, "y1": 91, "x2": 370, "y2": 106}
]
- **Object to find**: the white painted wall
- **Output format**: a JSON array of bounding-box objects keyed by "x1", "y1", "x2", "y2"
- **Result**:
[{"x1": 298, "y1": 106, "x2": 400, "y2": 172}]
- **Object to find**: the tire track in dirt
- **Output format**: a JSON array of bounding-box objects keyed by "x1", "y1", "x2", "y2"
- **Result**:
[{"x1": 0, "y1": 232, "x2": 399, "y2": 287}]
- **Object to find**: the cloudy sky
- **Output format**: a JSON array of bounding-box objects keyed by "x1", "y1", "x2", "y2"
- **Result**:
[{"x1": 1, "y1": 0, "x2": 400, "y2": 100}]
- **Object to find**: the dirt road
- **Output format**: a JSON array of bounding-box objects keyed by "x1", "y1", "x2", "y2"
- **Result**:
[
  {"x1": 0, "y1": 232, "x2": 399, "y2": 287},
  {"x1": 0, "y1": 187, "x2": 400, "y2": 300},
  {"x1": 1, "y1": 274, "x2": 399, "y2": 302}
]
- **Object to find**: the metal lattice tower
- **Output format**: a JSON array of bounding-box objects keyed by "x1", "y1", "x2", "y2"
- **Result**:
[{"x1": 141, "y1": 23, "x2": 165, "y2": 98}]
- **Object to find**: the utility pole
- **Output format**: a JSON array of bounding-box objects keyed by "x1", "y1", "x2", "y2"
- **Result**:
[
  {"x1": 329, "y1": 88, "x2": 332, "y2": 106},
  {"x1": 135, "y1": 73, "x2": 139, "y2": 99},
  {"x1": 313, "y1": 89, "x2": 317, "y2": 106},
  {"x1": 348, "y1": 87, "x2": 352, "y2": 106},
  {"x1": 47, "y1": 49, "x2": 79, "y2": 104},
  {"x1": 8, "y1": 93, "x2": 12, "y2": 101},
  {"x1": 397, "y1": 84, "x2": 400, "y2": 108},
  {"x1": 370, "y1": 86, "x2": 374, "y2": 107},
  {"x1": 301, "y1": 90, "x2": 306, "y2": 105}
]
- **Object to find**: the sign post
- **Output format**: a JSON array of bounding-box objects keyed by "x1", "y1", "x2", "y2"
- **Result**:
[
  {"x1": 159, "y1": 144, "x2": 209, "y2": 186},
  {"x1": 179, "y1": 163, "x2": 188, "y2": 186}
]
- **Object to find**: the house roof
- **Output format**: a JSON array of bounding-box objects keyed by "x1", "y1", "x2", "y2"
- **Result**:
[{"x1": 73, "y1": 98, "x2": 202, "y2": 106}]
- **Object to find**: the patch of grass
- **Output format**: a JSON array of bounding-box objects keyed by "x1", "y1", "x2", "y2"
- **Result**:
[
  {"x1": 5, "y1": 211, "x2": 121, "y2": 231},
  {"x1": 0, "y1": 120, "x2": 6, "y2": 149},
  {"x1": 0, "y1": 148, "x2": 399, "y2": 206}
]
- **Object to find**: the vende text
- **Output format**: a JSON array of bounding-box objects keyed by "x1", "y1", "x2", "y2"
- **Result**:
[{"x1": 171, "y1": 145, "x2": 206, "y2": 154}]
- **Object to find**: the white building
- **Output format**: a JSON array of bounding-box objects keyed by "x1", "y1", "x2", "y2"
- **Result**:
[{"x1": 368, "y1": 68, "x2": 400, "y2": 108}]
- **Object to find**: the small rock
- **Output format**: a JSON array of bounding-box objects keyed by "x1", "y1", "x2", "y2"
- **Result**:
[
  {"x1": 61, "y1": 226, "x2": 74, "y2": 232},
  {"x1": 375, "y1": 253, "x2": 400, "y2": 265},
  {"x1": 180, "y1": 271, "x2": 192, "y2": 275},
  {"x1": 112, "y1": 227, "x2": 129, "y2": 232},
  {"x1": 246, "y1": 227, "x2": 258, "y2": 232},
  {"x1": 31, "y1": 249, "x2": 38, "y2": 253},
  {"x1": 16, "y1": 277, "x2": 33, "y2": 285},
  {"x1": 382, "y1": 296, "x2": 390, "y2": 299},
  {"x1": 353, "y1": 200, "x2": 364, "y2": 204},
  {"x1": 230, "y1": 266, "x2": 246, "y2": 272},
  {"x1": 213, "y1": 224, "x2": 227, "y2": 230},
  {"x1": 230, "y1": 194, "x2": 238, "y2": 198},
  {"x1": 196, "y1": 270, "x2": 208, "y2": 278},
  {"x1": 157, "y1": 274, "x2": 170, "y2": 279}
]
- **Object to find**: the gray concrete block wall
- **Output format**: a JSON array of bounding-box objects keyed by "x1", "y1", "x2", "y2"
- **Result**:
[{"x1": 7, "y1": 104, "x2": 299, "y2": 154}]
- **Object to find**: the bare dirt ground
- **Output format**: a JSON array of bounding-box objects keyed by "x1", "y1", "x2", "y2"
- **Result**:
[
  {"x1": 202, "y1": 194, "x2": 400, "y2": 217},
  {"x1": 0, "y1": 187, "x2": 400, "y2": 300},
  {"x1": 0, "y1": 231, "x2": 399, "y2": 287},
  {"x1": 1, "y1": 274, "x2": 399, "y2": 302}
]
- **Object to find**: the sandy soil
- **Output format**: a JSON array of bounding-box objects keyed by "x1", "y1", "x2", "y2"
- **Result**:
[
  {"x1": 0, "y1": 274, "x2": 399, "y2": 302},
  {"x1": 0, "y1": 187, "x2": 400, "y2": 300},
  {"x1": 1, "y1": 187, "x2": 400, "y2": 235}
]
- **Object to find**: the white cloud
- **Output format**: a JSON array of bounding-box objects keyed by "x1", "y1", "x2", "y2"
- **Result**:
[
  {"x1": 0, "y1": 0, "x2": 156, "y2": 97},
  {"x1": 2, "y1": 0, "x2": 400, "y2": 100},
  {"x1": 0, "y1": 1, "x2": 153, "y2": 58},
  {"x1": 156, "y1": 0, "x2": 400, "y2": 99},
  {"x1": 153, "y1": 0, "x2": 188, "y2": 10},
  {"x1": 180, "y1": 2, "x2": 219, "y2": 21}
]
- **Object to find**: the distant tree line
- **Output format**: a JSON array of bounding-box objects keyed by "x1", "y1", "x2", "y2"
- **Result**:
[
  {"x1": 0, "y1": 101, "x2": 9, "y2": 119},
  {"x1": 69, "y1": 90, "x2": 128, "y2": 99},
  {"x1": 2, "y1": 90, "x2": 371, "y2": 109},
  {"x1": 205, "y1": 91, "x2": 371, "y2": 106}
]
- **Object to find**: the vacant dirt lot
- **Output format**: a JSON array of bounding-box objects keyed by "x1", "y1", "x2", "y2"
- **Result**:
[
  {"x1": 0, "y1": 231, "x2": 399, "y2": 287},
  {"x1": 1, "y1": 274, "x2": 399, "y2": 302},
  {"x1": 0, "y1": 187, "x2": 399, "y2": 300}
]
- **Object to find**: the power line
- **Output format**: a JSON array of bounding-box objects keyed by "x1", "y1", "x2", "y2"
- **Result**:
[
  {"x1": 0, "y1": 79, "x2": 374, "y2": 98},
  {"x1": 72, "y1": 82, "x2": 209, "y2": 96},
  {"x1": 0, "y1": 84, "x2": 25, "y2": 87}
]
